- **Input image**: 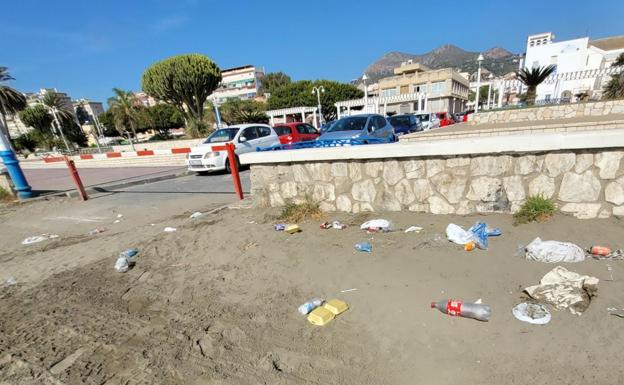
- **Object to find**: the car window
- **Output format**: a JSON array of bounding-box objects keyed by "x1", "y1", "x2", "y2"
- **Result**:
[
  {"x1": 242, "y1": 126, "x2": 259, "y2": 140},
  {"x1": 304, "y1": 124, "x2": 318, "y2": 134},
  {"x1": 296, "y1": 124, "x2": 308, "y2": 134},
  {"x1": 388, "y1": 116, "x2": 410, "y2": 126},
  {"x1": 256, "y1": 126, "x2": 271, "y2": 138},
  {"x1": 374, "y1": 116, "x2": 387, "y2": 129},
  {"x1": 273, "y1": 126, "x2": 291, "y2": 136},
  {"x1": 327, "y1": 116, "x2": 368, "y2": 132},
  {"x1": 204, "y1": 128, "x2": 238, "y2": 143}
]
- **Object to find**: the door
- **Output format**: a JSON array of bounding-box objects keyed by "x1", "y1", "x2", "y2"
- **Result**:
[
  {"x1": 296, "y1": 124, "x2": 318, "y2": 141},
  {"x1": 237, "y1": 126, "x2": 259, "y2": 154},
  {"x1": 255, "y1": 125, "x2": 275, "y2": 148}
]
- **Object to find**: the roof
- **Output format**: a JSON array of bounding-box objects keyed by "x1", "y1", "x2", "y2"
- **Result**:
[{"x1": 590, "y1": 35, "x2": 624, "y2": 51}]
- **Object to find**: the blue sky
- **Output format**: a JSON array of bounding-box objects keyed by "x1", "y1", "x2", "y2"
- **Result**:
[{"x1": 3, "y1": 0, "x2": 623, "y2": 105}]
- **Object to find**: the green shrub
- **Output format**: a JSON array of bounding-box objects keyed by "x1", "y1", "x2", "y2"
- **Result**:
[
  {"x1": 0, "y1": 187, "x2": 14, "y2": 202},
  {"x1": 513, "y1": 195, "x2": 556, "y2": 225}
]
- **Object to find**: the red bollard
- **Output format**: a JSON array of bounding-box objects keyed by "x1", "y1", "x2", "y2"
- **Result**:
[
  {"x1": 64, "y1": 155, "x2": 88, "y2": 201},
  {"x1": 225, "y1": 143, "x2": 244, "y2": 200}
]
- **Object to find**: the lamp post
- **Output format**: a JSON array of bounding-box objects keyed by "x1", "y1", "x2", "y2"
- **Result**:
[
  {"x1": 48, "y1": 106, "x2": 71, "y2": 153},
  {"x1": 311, "y1": 86, "x2": 325, "y2": 125},
  {"x1": 0, "y1": 123, "x2": 33, "y2": 198},
  {"x1": 486, "y1": 73, "x2": 494, "y2": 110},
  {"x1": 475, "y1": 54, "x2": 484, "y2": 113},
  {"x1": 362, "y1": 73, "x2": 369, "y2": 104}
]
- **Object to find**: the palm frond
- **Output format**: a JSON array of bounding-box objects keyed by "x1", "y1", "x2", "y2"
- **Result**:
[
  {"x1": 517, "y1": 65, "x2": 557, "y2": 87},
  {"x1": 0, "y1": 85, "x2": 27, "y2": 114}
]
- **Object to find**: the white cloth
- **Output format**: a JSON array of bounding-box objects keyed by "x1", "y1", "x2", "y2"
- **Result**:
[
  {"x1": 512, "y1": 303, "x2": 551, "y2": 324},
  {"x1": 525, "y1": 237, "x2": 585, "y2": 263},
  {"x1": 524, "y1": 266, "x2": 599, "y2": 315}
]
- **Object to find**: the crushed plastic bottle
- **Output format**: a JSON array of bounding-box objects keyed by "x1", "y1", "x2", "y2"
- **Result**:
[
  {"x1": 115, "y1": 248, "x2": 139, "y2": 273},
  {"x1": 355, "y1": 242, "x2": 372, "y2": 252},
  {"x1": 298, "y1": 298, "x2": 324, "y2": 315},
  {"x1": 431, "y1": 299, "x2": 491, "y2": 322}
]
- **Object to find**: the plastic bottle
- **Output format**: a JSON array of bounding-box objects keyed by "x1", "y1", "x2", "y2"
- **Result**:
[
  {"x1": 355, "y1": 242, "x2": 372, "y2": 252},
  {"x1": 298, "y1": 298, "x2": 323, "y2": 315},
  {"x1": 431, "y1": 299, "x2": 491, "y2": 322}
]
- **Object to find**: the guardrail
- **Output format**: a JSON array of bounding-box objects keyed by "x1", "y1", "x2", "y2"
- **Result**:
[{"x1": 257, "y1": 138, "x2": 388, "y2": 152}]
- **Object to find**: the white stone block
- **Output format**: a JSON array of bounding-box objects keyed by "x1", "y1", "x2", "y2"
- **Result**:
[
  {"x1": 605, "y1": 177, "x2": 624, "y2": 205},
  {"x1": 544, "y1": 153, "x2": 575, "y2": 177},
  {"x1": 336, "y1": 195, "x2": 352, "y2": 212},
  {"x1": 352, "y1": 179, "x2": 376, "y2": 202},
  {"x1": 560, "y1": 203, "x2": 602, "y2": 219},
  {"x1": 574, "y1": 153, "x2": 594, "y2": 173},
  {"x1": 470, "y1": 155, "x2": 512, "y2": 176},
  {"x1": 428, "y1": 196, "x2": 455, "y2": 214},
  {"x1": 528, "y1": 175, "x2": 555, "y2": 198},
  {"x1": 503, "y1": 175, "x2": 526, "y2": 202},
  {"x1": 558, "y1": 171, "x2": 601, "y2": 202},
  {"x1": 466, "y1": 177, "x2": 503, "y2": 202},
  {"x1": 431, "y1": 172, "x2": 466, "y2": 204},
  {"x1": 595, "y1": 151, "x2": 623, "y2": 179}
]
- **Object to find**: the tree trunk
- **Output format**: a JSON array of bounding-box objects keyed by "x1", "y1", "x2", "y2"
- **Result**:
[
  {"x1": 526, "y1": 86, "x2": 537, "y2": 105},
  {"x1": 0, "y1": 100, "x2": 13, "y2": 141}
]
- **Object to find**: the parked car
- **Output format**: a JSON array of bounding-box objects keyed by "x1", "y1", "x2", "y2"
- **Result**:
[
  {"x1": 387, "y1": 114, "x2": 422, "y2": 135},
  {"x1": 320, "y1": 120, "x2": 335, "y2": 134},
  {"x1": 186, "y1": 124, "x2": 280, "y2": 173},
  {"x1": 435, "y1": 112, "x2": 455, "y2": 127},
  {"x1": 272, "y1": 122, "x2": 320, "y2": 144},
  {"x1": 414, "y1": 113, "x2": 440, "y2": 130},
  {"x1": 317, "y1": 114, "x2": 396, "y2": 143}
]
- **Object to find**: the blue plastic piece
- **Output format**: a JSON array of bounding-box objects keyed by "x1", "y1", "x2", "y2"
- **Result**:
[
  {"x1": 119, "y1": 248, "x2": 139, "y2": 258},
  {"x1": 355, "y1": 242, "x2": 373, "y2": 252},
  {"x1": 0, "y1": 150, "x2": 33, "y2": 199},
  {"x1": 468, "y1": 222, "x2": 501, "y2": 250}
]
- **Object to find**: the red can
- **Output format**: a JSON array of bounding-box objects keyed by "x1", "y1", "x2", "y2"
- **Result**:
[{"x1": 589, "y1": 246, "x2": 612, "y2": 256}]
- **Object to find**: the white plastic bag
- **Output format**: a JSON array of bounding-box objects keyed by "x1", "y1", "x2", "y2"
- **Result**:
[
  {"x1": 525, "y1": 237, "x2": 585, "y2": 263},
  {"x1": 22, "y1": 234, "x2": 59, "y2": 245},
  {"x1": 114, "y1": 257, "x2": 129, "y2": 273},
  {"x1": 360, "y1": 219, "x2": 391, "y2": 231},
  {"x1": 164, "y1": 227, "x2": 177, "y2": 232},
  {"x1": 445, "y1": 223, "x2": 472, "y2": 245}
]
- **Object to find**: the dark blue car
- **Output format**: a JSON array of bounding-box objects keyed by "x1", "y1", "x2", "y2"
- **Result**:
[
  {"x1": 387, "y1": 114, "x2": 422, "y2": 136},
  {"x1": 317, "y1": 114, "x2": 396, "y2": 143}
]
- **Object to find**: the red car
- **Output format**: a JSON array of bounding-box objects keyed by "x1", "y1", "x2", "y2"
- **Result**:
[
  {"x1": 273, "y1": 122, "x2": 320, "y2": 144},
  {"x1": 435, "y1": 112, "x2": 455, "y2": 127}
]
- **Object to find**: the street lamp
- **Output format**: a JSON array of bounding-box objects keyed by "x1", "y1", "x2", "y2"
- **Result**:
[
  {"x1": 0, "y1": 124, "x2": 33, "y2": 198},
  {"x1": 486, "y1": 73, "x2": 494, "y2": 110},
  {"x1": 362, "y1": 73, "x2": 369, "y2": 103},
  {"x1": 46, "y1": 105, "x2": 71, "y2": 153},
  {"x1": 475, "y1": 54, "x2": 484, "y2": 113},
  {"x1": 311, "y1": 86, "x2": 325, "y2": 125}
]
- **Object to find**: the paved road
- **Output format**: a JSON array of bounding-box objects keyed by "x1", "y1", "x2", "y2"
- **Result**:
[{"x1": 24, "y1": 167, "x2": 186, "y2": 193}]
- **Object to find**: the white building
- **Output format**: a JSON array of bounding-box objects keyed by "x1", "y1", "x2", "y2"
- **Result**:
[
  {"x1": 523, "y1": 32, "x2": 624, "y2": 101},
  {"x1": 209, "y1": 65, "x2": 264, "y2": 104}
]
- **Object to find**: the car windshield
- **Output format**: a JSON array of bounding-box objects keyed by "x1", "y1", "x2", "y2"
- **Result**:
[
  {"x1": 273, "y1": 126, "x2": 291, "y2": 136},
  {"x1": 415, "y1": 114, "x2": 430, "y2": 122},
  {"x1": 327, "y1": 116, "x2": 368, "y2": 132},
  {"x1": 389, "y1": 116, "x2": 411, "y2": 126},
  {"x1": 203, "y1": 128, "x2": 238, "y2": 143}
]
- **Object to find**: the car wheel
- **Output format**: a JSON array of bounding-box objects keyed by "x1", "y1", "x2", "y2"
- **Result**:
[{"x1": 224, "y1": 156, "x2": 240, "y2": 174}]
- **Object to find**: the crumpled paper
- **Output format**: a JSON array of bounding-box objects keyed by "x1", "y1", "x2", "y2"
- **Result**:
[{"x1": 524, "y1": 266, "x2": 598, "y2": 315}]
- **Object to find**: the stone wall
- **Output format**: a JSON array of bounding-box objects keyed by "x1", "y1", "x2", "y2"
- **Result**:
[
  {"x1": 111, "y1": 138, "x2": 203, "y2": 152},
  {"x1": 470, "y1": 99, "x2": 624, "y2": 125},
  {"x1": 250, "y1": 149, "x2": 624, "y2": 219}
]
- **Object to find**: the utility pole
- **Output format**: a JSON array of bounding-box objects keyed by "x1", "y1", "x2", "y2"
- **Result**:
[{"x1": 0, "y1": 121, "x2": 33, "y2": 198}]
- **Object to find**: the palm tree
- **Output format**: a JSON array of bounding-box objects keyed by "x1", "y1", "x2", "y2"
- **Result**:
[
  {"x1": 603, "y1": 53, "x2": 624, "y2": 100},
  {"x1": 0, "y1": 67, "x2": 27, "y2": 140},
  {"x1": 517, "y1": 65, "x2": 557, "y2": 105},
  {"x1": 107, "y1": 88, "x2": 140, "y2": 139}
]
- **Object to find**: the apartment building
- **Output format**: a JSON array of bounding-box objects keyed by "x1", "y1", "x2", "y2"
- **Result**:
[
  {"x1": 209, "y1": 65, "x2": 264, "y2": 104},
  {"x1": 378, "y1": 61, "x2": 470, "y2": 114}
]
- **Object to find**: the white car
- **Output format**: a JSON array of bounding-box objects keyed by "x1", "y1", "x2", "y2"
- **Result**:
[
  {"x1": 187, "y1": 124, "x2": 280, "y2": 173},
  {"x1": 414, "y1": 113, "x2": 440, "y2": 130}
]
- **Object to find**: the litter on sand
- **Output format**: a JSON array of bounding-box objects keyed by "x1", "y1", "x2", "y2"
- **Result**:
[
  {"x1": 446, "y1": 222, "x2": 501, "y2": 250},
  {"x1": 512, "y1": 302, "x2": 552, "y2": 324},
  {"x1": 88, "y1": 227, "x2": 107, "y2": 235},
  {"x1": 274, "y1": 223, "x2": 286, "y2": 231},
  {"x1": 285, "y1": 224, "x2": 301, "y2": 234},
  {"x1": 589, "y1": 248, "x2": 624, "y2": 260},
  {"x1": 405, "y1": 226, "x2": 423, "y2": 233},
  {"x1": 189, "y1": 212, "x2": 203, "y2": 219},
  {"x1": 164, "y1": 227, "x2": 177, "y2": 232},
  {"x1": 524, "y1": 237, "x2": 585, "y2": 263},
  {"x1": 321, "y1": 221, "x2": 347, "y2": 230},
  {"x1": 355, "y1": 242, "x2": 372, "y2": 252},
  {"x1": 307, "y1": 299, "x2": 349, "y2": 326},
  {"x1": 298, "y1": 298, "x2": 323, "y2": 315},
  {"x1": 22, "y1": 234, "x2": 59, "y2": 245},
  {"x1": 116, "y1": 214, "x2": 123, "y2": 218},
  {"x1": 113, "y1": 220, "x2": 121, "y2": 224},
  {"x1": 524, "y1": 266, "x2": 599, "y2": 315},
  {"x1": 340, "y1": 288, "x2": 358, "y2": 293},
  {"x1": 360, "y1": 219, "x2": 391, "y2": 233},
  {"x1": 5, "y1": 277, "x2": 17, "y2": 286},
  {"x1": 114, "y1": 248, "x2": 139, "y2": 273}
]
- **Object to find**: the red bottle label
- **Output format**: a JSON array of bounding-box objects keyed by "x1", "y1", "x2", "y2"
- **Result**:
[{"x1": 446, "y1": 300, "x2": 462, "y2": 316}]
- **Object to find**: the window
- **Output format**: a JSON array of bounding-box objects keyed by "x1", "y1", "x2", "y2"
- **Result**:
[
  {"x1": 256, "y1": 126, "x2": 271, "y2": 137},
  {"x1": 372, "y1": 116, "x2": 387, "y2": 130},
  {"x1": 550, "y1": 55, "x2": 558, "y2": 65},
  {"x1": 273, "y1": 126, "x2": 291, "y2": 136},
  {"x1": 327, "y1": 116, "x2": 368, "y2": 132},
  {"x1": 204, "y1": 128, "x2": 238, "y2": 143},
  {"x1": 241, "y1": 127, "x2": 259, "y2": 140},
  {"x1": 545, "y1": 94, "x2": 551, "y2": 101},
  {"x1": 304, "y1": 124, "x2": 318, "y2": 134},
  {"x1": 381, "y1": 88, "x2": 397, "y2": 97},
  {"x1": 296, "y1": 124, "x2": 308, "y2": 134},
  {"x1": 430, "y1": 82, "x2": 444, "y2": 94}
]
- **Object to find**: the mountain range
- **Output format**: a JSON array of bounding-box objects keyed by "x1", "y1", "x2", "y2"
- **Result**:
[{"x1": 361, "y1": 44, "x2": 521, "y2": 83}]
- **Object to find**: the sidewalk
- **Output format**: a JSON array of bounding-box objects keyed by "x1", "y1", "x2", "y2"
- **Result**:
[{"x1": 24, "y1": 166, "x2": 187, "y2": 193}]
